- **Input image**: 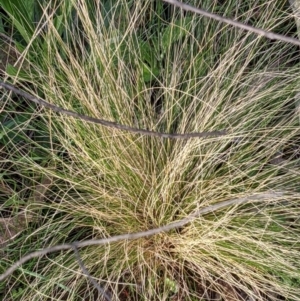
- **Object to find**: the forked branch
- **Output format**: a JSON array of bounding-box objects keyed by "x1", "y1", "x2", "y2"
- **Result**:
[{"x1": 0, "y1": 192, "x2": 283, "y2": 282}]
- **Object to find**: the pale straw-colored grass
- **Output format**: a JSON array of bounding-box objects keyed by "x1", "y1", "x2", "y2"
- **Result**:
[{"x1": 1, "y1": 0, "x2": 300, "y2": 300}]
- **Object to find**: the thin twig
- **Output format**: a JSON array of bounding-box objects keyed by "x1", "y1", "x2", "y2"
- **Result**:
[
  {"x1": 0, "y1": 192, "x2": 283, "y2": 282},
  {"x1": 72, "y1": 244, "x2": 112, "y2": 301},
  {"x1": 0, "y1": 81, "x2": 226, "y2": 139},
  {"x1": 163, "y1": 0, "x2": 300, "y2": 46},
  {"x1": 0, "y1": 32, "x2": 17, "y2": 45}
]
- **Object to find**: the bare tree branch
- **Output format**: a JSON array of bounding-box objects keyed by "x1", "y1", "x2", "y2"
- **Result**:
[
  {"x1": 72, "y1": 245, "x2": 112, "y2": 301},
  {"x1": 0, "y1": 192, "x2": 283, "y2": 282},
  {"x1": 163, "y1": 0, "x2": 300, "y2": 46},
  {"x1": 0, "y1": 81, "x2": 226, "y2": 139}
]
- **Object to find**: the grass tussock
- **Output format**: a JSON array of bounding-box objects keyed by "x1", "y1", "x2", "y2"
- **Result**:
[{"x1": 0, "y1": 0, "x2": 300, "y2": 300}]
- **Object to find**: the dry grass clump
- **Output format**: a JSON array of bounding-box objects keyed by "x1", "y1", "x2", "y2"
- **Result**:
[{"x1": 1, "y1": 0, "x2": 300, "y2": 300}]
